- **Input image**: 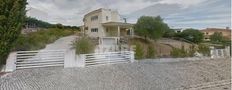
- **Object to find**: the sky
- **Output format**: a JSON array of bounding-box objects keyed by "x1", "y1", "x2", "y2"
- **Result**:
[{"x1": 27, "y1": 0, "x2": 231, "y2": 29}]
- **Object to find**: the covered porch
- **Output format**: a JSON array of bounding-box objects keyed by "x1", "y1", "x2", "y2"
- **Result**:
[{"x1": 102, "y1": 22, "x2": 134, "y2": 38}]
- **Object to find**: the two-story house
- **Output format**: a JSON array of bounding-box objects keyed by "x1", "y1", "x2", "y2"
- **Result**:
[{"x1": 81, "y1": 8, "x2": 134, "y2": 52}]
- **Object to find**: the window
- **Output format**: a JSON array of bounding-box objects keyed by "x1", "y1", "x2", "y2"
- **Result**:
[
  {"x1": 91, "y1": 15, "x2": 98, "y2": 21},
  {"x1": 106, "y1": 16, "x2": 109, "y2": 21},
  {"x1": 91, "y1": 28, "x2": 98, "y2": 32}
]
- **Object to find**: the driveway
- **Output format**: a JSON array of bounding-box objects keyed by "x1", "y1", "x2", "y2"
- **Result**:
[
  {"x1": 0, "y1": 59, "x2": 230, "y2": 90},
  {"x1": 42, "y1": 35, "x2": 78, "y2": 50}
]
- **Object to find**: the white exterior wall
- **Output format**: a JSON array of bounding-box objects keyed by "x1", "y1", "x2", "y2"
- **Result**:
[{"x1": 83, "y1": 9, "x2": 121, "y2": 38}]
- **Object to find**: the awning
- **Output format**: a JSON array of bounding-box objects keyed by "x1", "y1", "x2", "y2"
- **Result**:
[{"x1": 102, "y1": 22, "x2": 134, "y2": 27}]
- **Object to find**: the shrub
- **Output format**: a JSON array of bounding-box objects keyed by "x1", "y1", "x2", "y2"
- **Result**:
[
  {"x1": 188, "y1": 45, "x2": 197, "y2": 57},
  {"x1": 147, "y1": 44, "x2": 156, "y2": 58},
  {"x1": 13, "y1": 28, "x2": 74, "y2": 51},
  {"x1": 198, "y1": 44, "x2": 210, "y2": 56},
  {"x1": 170, "y1": 46, "x2": 188, "y2": 58},
  {"x1": 135, "y1": 43, "x2": 145, "y2": 59},
  {"x1": 0, "y1": 0, "x2": 27, "y2": 65},
  {"x1": 74, "y1": 37, "x2": 95, "y2": 54}
]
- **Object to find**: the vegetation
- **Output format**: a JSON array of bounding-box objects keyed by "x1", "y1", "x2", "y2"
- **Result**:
[
  {"x1": 210, "y1": 32, "x2": 224, "y2": 43},
  {"x1": 25, "y1": 17, "x2": 52, "y2": 28},
  {"x1": 147, "y1": 44, "x2": 156, "y2": 58},
  {"x1": 134, "y1": 16, "x2": 169, "y2": 40},
  {"x1": 177, "y1": 29, "x2": 204, "y2": 43},
  {"x1": 170, "y1": 45, "x2": 198, "y2": 58},
  {"x1": 130, "y1": 37, "x2": 157, "y2": 59},
  {"x1": 25, "y1": 17, "x2": 80, "y2": 30},
  {"x1": 0, "y1": 0, "x2": 27, "y2": 65},
  {"x1": 170, "y1": 46, "x2": 188, "y2": 58},
  {"x1": 74, "y1": 37, "x2": 95, "y2": 54},
  {"x1": 163, "y1": 29, "x2": 176, "y2": 38},
  {"x1": 197, "y1": 44, "x2": 210, "y2": 56},
  {"x1": 13, "y1": 28, "x2": 74, "y2": 51},
  {"x1": 135, "y1": 42, "x2": 145, "y2": 59}
]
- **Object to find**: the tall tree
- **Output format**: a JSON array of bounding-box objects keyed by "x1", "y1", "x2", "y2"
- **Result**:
[
  {"x1": 0, "y1": 0, "x2": 27, "y2": 65},
  {"x1": 180, "y1": 29, "x2": 204, "y2": 43},
  {"x1": 210, "y1": 32, "x2": 224, "y2": 43},
  {"x1": 134, "y1": 16, "x2": 169, "y2": 40}
]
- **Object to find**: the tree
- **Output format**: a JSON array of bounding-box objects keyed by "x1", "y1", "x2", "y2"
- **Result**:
[
  {"x1": 134, "y1": 16, "x2": 169, "y2": 40},
  {"x1": 55, "y1": 23, "x2": 64, "y2": 29},
  {"x1": 25, "y1": 17, "x2": 52, "y2": 28},
  {"x1": 210, "y1": 32, "x2": 224, "y2": 43},
  {"x1": 163, "y1": 29, "x2": 176, "y2": 38},
  {"x1": 0, "y1": 0, "x2": 27, "y2": 65},
  {"x1": 180, "y1": 29, "x2": 204, "y2": 43}
]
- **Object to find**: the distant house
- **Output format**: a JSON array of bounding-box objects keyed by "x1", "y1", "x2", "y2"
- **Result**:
[
  {"x1": 200, "y1": 27, "x2": 231, "y2": 41},
  {"x1": 21, "y1": 22, "x2": 40, "y2": 34}
]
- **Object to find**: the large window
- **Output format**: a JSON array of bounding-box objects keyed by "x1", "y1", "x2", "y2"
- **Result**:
[
  {"x1": 91, "y1": 15, "x2": 98, "y2": 21},
  {"x1": 91, "y1": 28, "x2": 98, "y2": 32}
]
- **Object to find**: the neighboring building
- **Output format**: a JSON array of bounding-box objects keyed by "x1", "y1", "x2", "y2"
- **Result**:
[
  {"x1": 200, "y1": 27, "x2": 231, "y2": 41},
  {"x1": 21, "y1": 23, "x2": 40, "y2": 34},
  {"x1": 81, "y1": 8, "x2": 134, "y2": 52}
]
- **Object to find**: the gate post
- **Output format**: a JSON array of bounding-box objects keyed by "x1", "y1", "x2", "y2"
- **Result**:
[
  {"x1": 76, "y1": 54, "x2": 85, "y2": 67},
  {"x1": 130, "y1": 51, "x2": 135, "y2": 63},
  {"x1": 5, "y1": 52, "x2": 17, "y2": 72},
  {"x1": 64, "y1": 49, "x2": 76, "y2": 68}
]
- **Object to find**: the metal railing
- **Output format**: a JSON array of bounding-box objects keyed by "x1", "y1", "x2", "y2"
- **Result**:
[
  {"x1": 83, "y1": 51, "x2": 134, "y2": 66},
  {"x1": 15, "y1": 50, "x2": 65, "y2": 69}
]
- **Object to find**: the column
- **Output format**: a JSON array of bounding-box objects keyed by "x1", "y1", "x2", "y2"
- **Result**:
[{"x1": 118, "y1": 26, "x2": 120, "y2": 37}]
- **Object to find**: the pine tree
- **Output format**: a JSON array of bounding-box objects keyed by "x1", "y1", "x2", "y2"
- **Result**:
[{"x1": 0, "y1": 0, "x2": 27, "y2": 65}]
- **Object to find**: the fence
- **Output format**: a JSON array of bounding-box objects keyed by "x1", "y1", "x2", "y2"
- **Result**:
[
  {"x1": 15, "y1": 50, "x2": 65, "y2": 70},
  {"x1": 84, "y1": 51, "x2": 134, "y2": 66},
  {"x1": 5, "y1": 49, "x2": 135, "y2": 71},
  {"x1": 210, "y1": 47, "x2": 230, "y2": 58}
]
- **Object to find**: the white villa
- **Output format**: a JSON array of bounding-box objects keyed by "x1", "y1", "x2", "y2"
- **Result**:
[{"x1": 81, "y1": 8, "x2": 135, "y2": 52}]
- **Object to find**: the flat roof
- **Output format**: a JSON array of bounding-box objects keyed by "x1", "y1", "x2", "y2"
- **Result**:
[{"x1": 102, "y1": 22, "x2": 134, "y2": 27}]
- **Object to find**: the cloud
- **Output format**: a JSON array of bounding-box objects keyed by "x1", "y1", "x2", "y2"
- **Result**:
[{"x1": 27, "y1": 0, "x2": 231, "y2": 29}]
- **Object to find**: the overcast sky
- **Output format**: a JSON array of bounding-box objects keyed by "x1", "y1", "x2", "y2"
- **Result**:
[{"x1": 27, "y1": 0, "x2": 231, "y2": 29}]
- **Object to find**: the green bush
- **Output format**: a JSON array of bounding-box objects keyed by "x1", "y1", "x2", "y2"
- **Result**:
[
  {"x1": 135, "y1": 43, "x2": 145, "y2": 60},
  {"x1": 74, "y1": 37, "x2": 95, "y2": 54},
  {"x1": 13, "y1": 28, "x2": 74, "y2": 51},
  {"x1": 170, "y1": 46, "x2": 188, "y2": 58},
  {"x1": 188, "y1": 45, "x2": 197, "y2": 57},
  {"x1": 198, "y1": 44, "x2": 210, "y2": 56},
  {"x1": 147, "y1": 44, "x2": 156, "y2": 58}
]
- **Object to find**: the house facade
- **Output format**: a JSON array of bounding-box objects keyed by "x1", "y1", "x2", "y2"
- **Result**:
[
  {"x1": 82, "y1": 8, "x2": 134, "y2": 37},
  {"x1": 200, "y1": 27, "x2": 231, "y2": 41},
  {"x1": 81, "y1": 8, "x2": 134, "y2": 52}
]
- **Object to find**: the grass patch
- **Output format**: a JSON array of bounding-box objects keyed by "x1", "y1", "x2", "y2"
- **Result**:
[{"x1": 73, "y1": 37, "x2": 95, "y2": 54}]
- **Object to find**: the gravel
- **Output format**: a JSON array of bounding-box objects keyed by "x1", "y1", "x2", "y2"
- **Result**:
[{"x1": 0, "y1": 58, "x2": 230, "y2": 90}]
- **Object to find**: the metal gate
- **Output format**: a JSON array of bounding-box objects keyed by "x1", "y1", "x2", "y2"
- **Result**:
[
  {"x1": 84, "y1": 51, "x2": 134, "y2": 66},
  {"x1": 15, "y1": 50, "x2": 65, "y2": 69}
]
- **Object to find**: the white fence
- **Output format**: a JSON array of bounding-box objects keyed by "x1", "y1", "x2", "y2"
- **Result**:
[
  {"x1": 5, "y1": 49, "x2": 134, "y2": 71},
  {"x1": 210, "y1": 47, "x2": 230, "y2": 58},
  {"x1": 15, "y1": 50, "x2": 65, "y2": 70},
  {"x1": 84, "y1": 51, "x2": 134, "y2": 66}
]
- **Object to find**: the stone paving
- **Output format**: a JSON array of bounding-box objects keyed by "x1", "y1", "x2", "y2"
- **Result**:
[{"x1": 0, "y1": 58, "x2": 231, "y2": 90}]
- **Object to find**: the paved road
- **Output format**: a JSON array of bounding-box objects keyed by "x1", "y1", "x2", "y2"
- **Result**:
[{"x1": 0, "y1": 59, "x2": 230, "y2": 90}]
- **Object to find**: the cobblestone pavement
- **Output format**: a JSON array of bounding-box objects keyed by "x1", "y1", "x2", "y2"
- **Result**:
[{"x1": 0, "y1": 59, "x2": 230, "y2": 90}]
